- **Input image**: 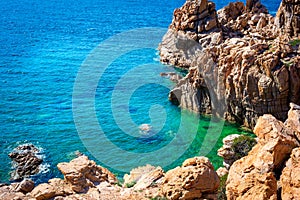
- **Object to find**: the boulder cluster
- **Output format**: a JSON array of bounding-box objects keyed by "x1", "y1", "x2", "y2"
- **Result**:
[
  {"x1": 226, "y1": 103, "x2": 300, "y2": 199},
  {"x1": 0, "y1": 155, "x2": 220, "y2": 200},
  {"x1": 159, "y1": 0, "x2": 300, "y2": 129}
]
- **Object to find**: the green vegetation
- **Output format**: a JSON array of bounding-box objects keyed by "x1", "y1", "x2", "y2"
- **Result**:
[
  {"x1": 289, "y1": 39, "x2": 300, "y2": 47},
  {"x1": 115, "y1": 180, "x2": 123, "y2": 187},
  {"x1": 232, "y1": 135, "x2": 257, "y2": 161},
  {"x1": 217, "y1": 174, "x2": 228, "y2": 200},
  {"x1": 281, "y1": 59, "x2": 294, "y2": 67},
  {"x1": 125, "y1": 181, "x2": 137, "y2": 188}
]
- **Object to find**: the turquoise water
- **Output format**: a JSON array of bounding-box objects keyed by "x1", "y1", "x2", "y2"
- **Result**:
[{"x1": 0, "y1": 0, "x2": 280, "y2": 183}]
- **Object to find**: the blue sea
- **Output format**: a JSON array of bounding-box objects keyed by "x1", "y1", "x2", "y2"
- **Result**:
[{"x1": 0, "y1": 0, "x2": 281, "y2": 183}]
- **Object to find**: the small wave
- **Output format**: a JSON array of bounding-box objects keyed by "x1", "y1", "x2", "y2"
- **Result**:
[{"x1": 39, "y1": 163, "x2": 50, "y2": 174}]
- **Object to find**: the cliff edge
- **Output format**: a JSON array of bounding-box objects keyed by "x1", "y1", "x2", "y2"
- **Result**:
[{"x1": 159, "y1": 0, "x2": 300, "y2": 128}]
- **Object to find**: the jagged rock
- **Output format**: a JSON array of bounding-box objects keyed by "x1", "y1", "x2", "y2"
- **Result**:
[
  {"x1": 217, "y1": 2, "x2": 245, "y2": 25},
  {"x1": 162, "y1": 156, "x2": 219, "y2": 200},
  {"x1": 31, "y1": 178, "x2": 74, "y2": 200},
  {"x1": 285, "y1": 103, "x2": 300, "y2": 141},
  {"x1": 160, "y1": 72, "x2": 183, "y2": 83},
  {"x1": 160, "y1": 0, "x2": 300, "y2": 129},
  {"x1": 246, "y1": 0, "x2": 268, "y2": 13},
  {"x1": 280, "y1": 147, "x2": 300, "y2": 200},
  {"x1": 159, "y1": 0, "x2": 222, "y2": 68},
  {"x1": 226, "y1": 105, "x2": 300, "y2": 200},
  {"x1": 57, "y1": 155, "x2": 117, "y2": 193},
  {"x1": 0, "y1": 185, "x2": 27, "y2": 200},
  {"x1": 8, "y1": 144, "x2": 43, "y2": 181},
  {"x1": 275, "y1": 0, "x2": 300, "y2": 37},
  {"x1": 218, "y1": 134, "x2": 257, "y2": 169}
]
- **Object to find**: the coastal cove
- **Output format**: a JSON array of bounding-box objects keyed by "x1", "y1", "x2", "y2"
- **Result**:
[{"x1": 0, "y1": 0, "x2": 281, "y2": 184}]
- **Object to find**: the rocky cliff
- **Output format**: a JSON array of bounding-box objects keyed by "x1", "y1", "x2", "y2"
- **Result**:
[
  {"x1": 226, "y1": 103, "x2": 300, "y2": 200},
  {"x1": 159, "y1": 0, "x2": 300, "y2": 128}
]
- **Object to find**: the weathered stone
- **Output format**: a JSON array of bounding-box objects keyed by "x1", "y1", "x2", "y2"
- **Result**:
[
  {"x1": 162, "y1": 156, "x2": 219, "y2": 200},
  {"x1": 14, "y1": 179, "x2": 35, "y2": 193},
  {"x1": 226, "y1": 106, "x2": 300, "y2": 200},
  {"x1": 160, "y1": 0, "x2": 300, "y2": 129},
  {"x1": 57, "y1": 155, "x2": 117, "y2": 193},
  {"x1": 281, "y1": 147, "x2": 300, "y2": 200},
  {"x1": 275, "y1": 0, "x2": 300, "y2": 37}
]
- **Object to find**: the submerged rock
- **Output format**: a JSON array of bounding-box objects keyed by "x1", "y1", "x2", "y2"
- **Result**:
[{"x1": 8, "y1": 144, "x2": 43, "y2": 181}]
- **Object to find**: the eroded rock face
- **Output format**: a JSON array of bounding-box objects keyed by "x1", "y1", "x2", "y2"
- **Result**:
[
  {"x1": 245, "y1": 0, "x2": 268, "y2": 13},
  {"x1": 160, "y1": 0, "x2": 300, "y2": 129},
  {"x1": 159, "y1": 0, "x2": 222, "y2": 68},
  {"x1": 226, "y1": 104, "x2": 300, "y2": 200},
  {"x1": 57, "y1": 155, "x2": 117, "y2": 193},
  {"x1": 275, "y1": 0, "x2": 300, "y2": 37},
  {"x1": 0, "y1": 179, "x2": 35, "y2": 200},
  {"x1": 8, "y1": 144, "x2": 43, "y2": 181},
  {"x1": 162, "y1": 156, "x2": 219, "y2": 200},
  {"x1": 280, "y1": 147, "x2": 300, "y2": 200}
]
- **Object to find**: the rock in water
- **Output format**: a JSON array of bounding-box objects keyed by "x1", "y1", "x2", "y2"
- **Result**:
[{"x1": 8, "y1": 144, "x2": 43, "y2": 181}]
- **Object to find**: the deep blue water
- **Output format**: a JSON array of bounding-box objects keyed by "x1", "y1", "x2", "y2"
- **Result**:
[{"x1": 0, "y1": 0, "x2": 281, "y2": 183}]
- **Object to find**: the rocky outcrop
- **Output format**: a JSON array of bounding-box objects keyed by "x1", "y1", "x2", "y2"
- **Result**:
[
  {"x1": 245, "y1": 0, "x2": 268, "y2": 13},
  {"x1": 161, "y1": 156, "x2": 219, "y2": 200},
  {"x1": 226, "y1": 104, "x2": 300, "y2": 200},
  {"x1": 57, "y1": 155, "x2": 118, "y2": 193},
  {"x1": 1, "y1": 155, "x2": 222, "y2": 200},
  {"x1": 8, "y1": 144, "x2": 43, "y2": 181},
  {"x1": 0, "y1": 179, "x2": 35, "y2": 200},
  {"x1": 159, "y1": 0, "x2": 300, "y2": 129},
  {"x1": 280, "y1": 147, "x2": 300, "y2": 200},
  {"x1": 159, "y1": 0, "x2": 222, "y2": 68},
  {"x1": 275, "y1": 0, "x2": 300, "y2": 37}
]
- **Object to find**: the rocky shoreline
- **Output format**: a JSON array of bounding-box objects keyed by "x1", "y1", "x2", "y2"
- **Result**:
[
  {"x1": 1, "y1": 0, "x2": 299, "y2": 199},
  {"x1": 160, "y1": 0, "x2": 300, "y2": 129},
  {"x1": 1, "y1": 103, "x2": 300, "y2": 199}
]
